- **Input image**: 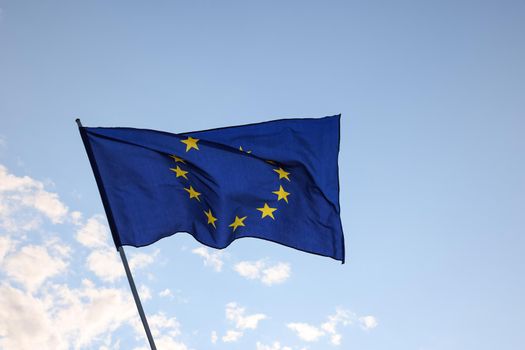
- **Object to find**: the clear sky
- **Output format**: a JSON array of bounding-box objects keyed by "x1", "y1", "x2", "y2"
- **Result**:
[{"x1": 1, "y1": 1, "x2": 524, "y2": 349}]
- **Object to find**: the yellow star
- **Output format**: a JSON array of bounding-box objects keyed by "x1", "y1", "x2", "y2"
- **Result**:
[
  {"x1": 170, "y1": 165, "x2": 188, "y2": 180},
  {"x1": 184, "y1": 186, "x2": 201, "y2": 201},
  {"x1": 257, "y1": 203, "x2": 277, "y2": 220},
  {"x1": 204, "y1": 209, "x2": 218, "y2": 228},
  {"x1": 272, "y1": 185, "x2": 290, "y2": 203},
  {"x1": 239, "y1": 146, "x2": 252, "y2": 153},
  {"x1": 273, "y1": 167, "x2": 290, "y2": 181},
  {"x1": 229, "y1": 215, "x2": 247, "y2": 232},
  {"x1": 181, "y1": 137, "x2": 200, "y2": 152},
  {"x1": 266, "y1": 160, "x2": 276, "y2": 165},
  {"x1": 170, "y1": 155, "x2": 186, "y2": 163}
]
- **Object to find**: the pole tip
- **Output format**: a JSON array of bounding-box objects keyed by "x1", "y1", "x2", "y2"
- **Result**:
[{"x1": 75, "y1": 118, "x2": 82, "y2": 127}]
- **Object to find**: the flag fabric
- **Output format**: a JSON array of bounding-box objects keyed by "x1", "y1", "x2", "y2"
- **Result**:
[{"x1": 78, "y1": 115, "x2": 345, "y2": 262}]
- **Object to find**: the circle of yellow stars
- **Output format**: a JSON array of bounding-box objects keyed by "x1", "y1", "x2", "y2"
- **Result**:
[{"x1": 169, "y1": 136, "x2": 292, "y2": 235}]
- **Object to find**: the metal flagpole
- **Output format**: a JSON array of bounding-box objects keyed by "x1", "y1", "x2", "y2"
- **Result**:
[
  {"x1": 118, "y1": 246, "x2": 157, "y2": 350},
  {"x1": 76, "y1": 119, "x2": 157, "y2": 350}
]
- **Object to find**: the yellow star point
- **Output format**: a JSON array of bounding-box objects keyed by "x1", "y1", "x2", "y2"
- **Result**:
[
  {"x1": 170, "y1": 165, "x2": 188, "y2": 179},
  {"x1": 257, "y1": 203, "x2": 277, "y2": 220},
  {"x1": 273, "y1": 167, "x2": 290, "y2": 181},
  {"x1": 184, "y1": 185, "x2": 201, "y2": 201},
  {"x1": 229, "y1": 215, "x2": 247, "y2": 232},
  {"x1": 181, "y1": 137, "x2": 200, "y2": 152},
  {"x1": 204, "y1": 209, "x2": 218, "y2": 228},
  {"x1": 239, "y1": 146, "x2": 252, "y2": 153},
  {"x1": 272, "y1": 185, "x2": 290, "y2": 203},
  {"x1": 170, "y1": 155, "x2": 186, "y2": 163}
]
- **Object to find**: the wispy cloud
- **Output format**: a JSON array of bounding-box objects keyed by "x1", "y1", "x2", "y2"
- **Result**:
[
  {"x1": 234, "y1": 259, "x2": 291, "y2": 286},
  {"x1": 159, "y1": 288, "x2": 173, "y2": 298},
  {"x1": 359, "y1": 315, "x2": 378, "y2": 330},
  {"x1": 129, "y1": 249, "x2": 159, "y2": 272},
  {"x1": 287, "y1": 323, "x2": 325, "y2": 342},
  {"x1": 226, "y1": 302, "x2": 267, "y2": 330},
  {"x1": 3, "y1": 243, "x2": 69, "y2": 292},
  {"x1": 0, "y1": 235, "x2": 13, "y2": 263},
  {"x1": 288, "y1": 308, "x2": 378, "y2": 346},
  {"x1": 222, "y1": 330, "x2": 243, "y2": 343},
  {"x1": 86, "y1": 247, "x2": 124, "y2": 282},
  {"x1": 0, "y1": 135, "x2": 6, "y2": 154},
  {"x1": 192, "y1": 246, "x2": 224, "y2": 272},
  {"x1": 131, "y1": 312, "x2": 187, "y2": 350},
  {"x1": 211, "y1": 330, "x2": 218, "y2": 344},
  {"x1": 0, "y1": 165, "x2": 69, "y2": 232},
  {"x1": 139, "y1": 284, "x2": 152, "y2": 301},
  {"x1": 220, "y1": 302, "x2": 267, "y2": 343},
  {"x1": 157, "y1": 288, "x2": 189, "y2": 304},
  {"x1": 75, "y1": 214, "x2": 109, "y2": 248},
  {"x1": 256, "y1": 341, "x2": 302, "y2": 350}
]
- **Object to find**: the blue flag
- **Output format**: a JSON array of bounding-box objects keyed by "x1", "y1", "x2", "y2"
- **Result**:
[{"x1": 79, "y1": 115, "x2": 344, "y2": 262}]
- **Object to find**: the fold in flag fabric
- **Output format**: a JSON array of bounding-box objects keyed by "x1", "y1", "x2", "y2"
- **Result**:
[{"x1": 78, "y1": 115, "x2": 345, "y2": 262}]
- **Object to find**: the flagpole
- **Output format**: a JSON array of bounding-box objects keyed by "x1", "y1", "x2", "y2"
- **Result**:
[
  {"x1": 118, "y1": 246, "x2": 157, "y2": 350},
  {"x1": 75, "y1": 118, "x2": 157, "y2": 350}
]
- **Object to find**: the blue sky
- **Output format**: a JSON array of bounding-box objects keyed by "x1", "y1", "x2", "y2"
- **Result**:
[{"x1": 1, "y1": 0, "x2": 524, "y2": 349}]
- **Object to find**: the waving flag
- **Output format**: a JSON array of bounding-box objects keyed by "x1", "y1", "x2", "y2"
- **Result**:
[{"x1": 78, "y1": 115, "x2": 345, "y2": 262}]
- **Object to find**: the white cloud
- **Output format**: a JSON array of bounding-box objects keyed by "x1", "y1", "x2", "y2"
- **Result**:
[
  {"x1": 0, "y1": 283, "x2": 70, "y2": 350},
  {"x1": 320, "y1": 308, "x2": 354, "y2": 345},
  {"x1": 287, "y1": 323, "x2": 324, "y2": 342},
  {"x1": 0, "y1": 164, "x2": 185, "y2": 350},
  {"x1": 86, "y1": 247, "x2": 157, "y2": 283},
  {"x1": 145, "y1": 336, "x2": 187, "y2": 350},
  {"x1": 234, "y1": 260, "x2": 291, "y2": 286},
  {"x1": 225, "y1": 302, "x2": 267, "y2": 330},
  {"x1": 129, "y1": 249, "x2": 158, "y2": 272},
  {"x1": 0, "y1": 165, "x2": 68, "y2": 231},
  {"x1": 159, "y1": 288, "x2": 173, "y2": 298},
  {"x1": 330, "y1": 333, "x2": 342, "y2": 346},
  {"x1": 233, "y1": 260, "x2": 264, "y2": 280},
  {"x1": 261, "y1": 262, "x2": 291, "y2": 285},
  {"x1": 70, "y1": 211, "x2": 83, "y2": 225},
  {"x1": 287, "y1": 308, "x2": 378, "y2": 346},
  {"x1": 54, "y1": 280, "x2": 137, "y2": 349},
  {"x1": 359, "y1": 316, "x2": 378, "y2": 330},
  {"x1": 146, "y1": 313, "x2": 181, "y2": 338},
  {"x1": 256, "y1": 341, "x2": 296, "y2": 350},
  {"x1": 192, "y1": 246, "x2": 223, "y2": 272},
  {"x1": 0, "y1": 235, "x2": 13, "y2": 264},
  {"x1": 139, "y1": 284, "x2": 152, "y2": 301},
  {"x1": 76, "y1": 215, "x2": 109, "y2": 248},
  {"x1": 0, "y1": 165, "x2": 36, "y2": 192},
  {"x1": 220, "y1": 302, "x2": 267, "y2": 343},
  {"x1": 3, "y1": 244, "x2": 69, "y2": 292},
  {"x1": 158, "y1": 288, "x2": 189, "y2": 304},
  {"x1": 27, "y1": 190, "x2": 68, "y2": 224},
  {"x1": 0, "y1": 280, "x2": 137, "y2": 350},
  {"x1": 211, "y1": 330, "x2": 218, "y2": 344},
  {"x1": 221, "y1": 330, "x2": 243, "y2": 343},
  {"x1": 86, "y1": 248, "x2": 124, "y2": 282},
  {"x1": 131, "y1": 312, "x2": 187, "y2": 350},
  {"x1": 97, "y1": 336, "x2": 120, "y2": 350},
  {"x1": 44, "y1": 237, "x2": 72, "y2": 259}
]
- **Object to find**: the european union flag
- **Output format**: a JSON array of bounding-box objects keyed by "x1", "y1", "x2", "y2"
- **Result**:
[{"x1": 79, "y1": 115, "x2": 345, "y2": 262}]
